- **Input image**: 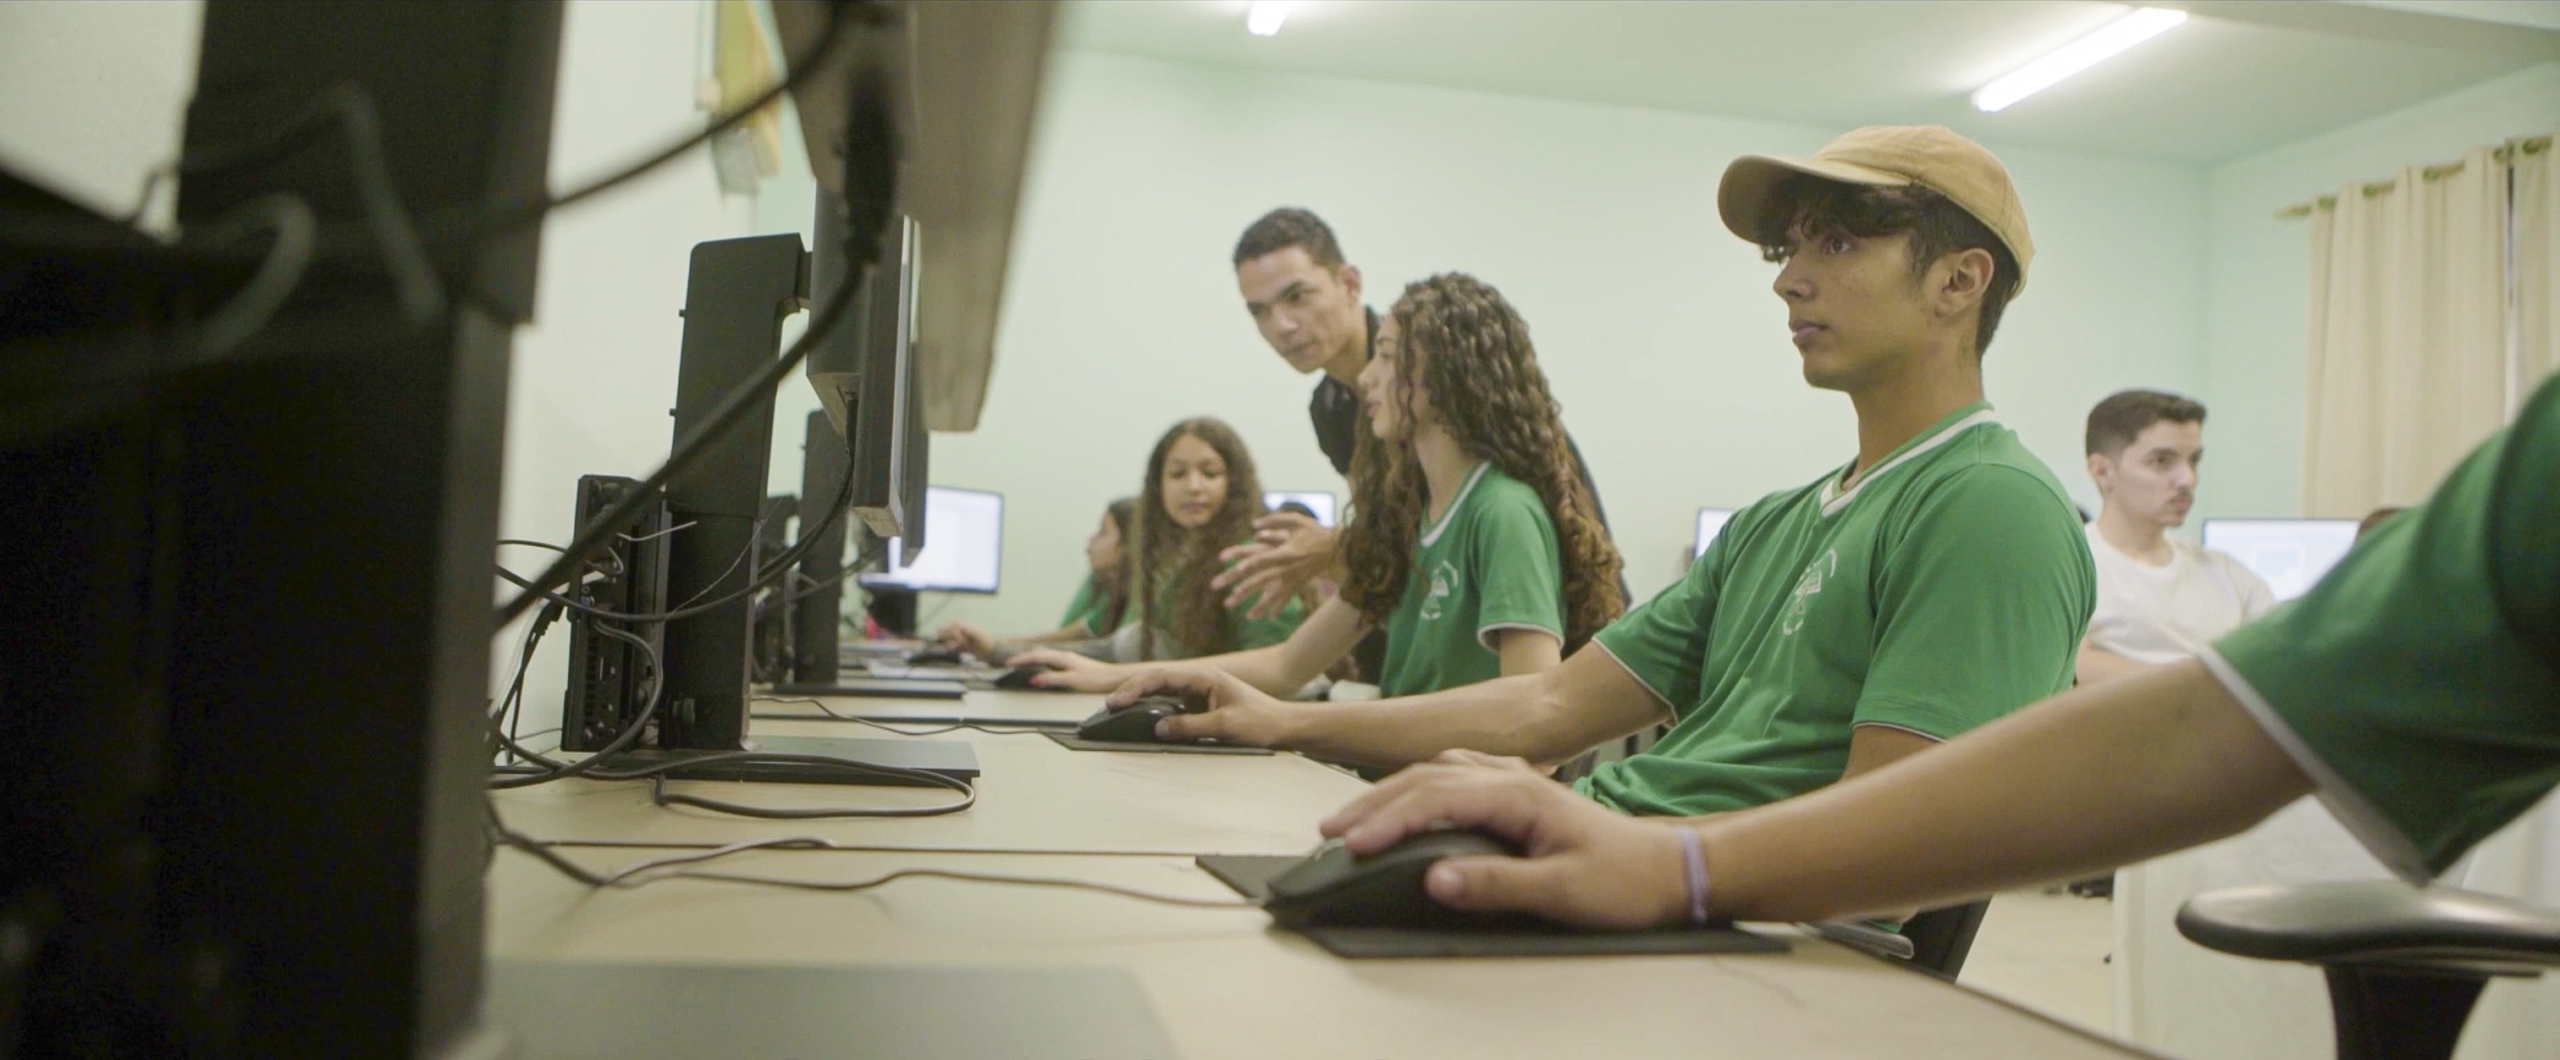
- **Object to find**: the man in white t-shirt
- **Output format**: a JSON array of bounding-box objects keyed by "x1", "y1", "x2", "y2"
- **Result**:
[{"x1": 2077, "y1": 389, "x2": 2273, "y2": 684}]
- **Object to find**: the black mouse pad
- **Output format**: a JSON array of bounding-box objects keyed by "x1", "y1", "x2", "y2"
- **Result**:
[
  {"x1": 1296, "y1": 924, "x2": 1788, "y2": 959},
  {"x1": 1042, "y1": 732, "x2": 1275, "y2": 756},
  {"x1": 1195, "y1": 854, "x2": 1789, "y2": 959}
]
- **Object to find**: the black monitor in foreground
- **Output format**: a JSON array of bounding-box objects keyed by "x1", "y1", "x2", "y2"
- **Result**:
[
  {"x1": 3, "y1": 3, "x2": 562, "y2": 1055},
  {"x1": 810, "y1": 202, "x2": 926, "y2": 551}
]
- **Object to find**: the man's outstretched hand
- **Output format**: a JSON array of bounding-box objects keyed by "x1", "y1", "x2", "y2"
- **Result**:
[{"x1": 1215, "y1": 512, "x2": 1335, "y2": 620}]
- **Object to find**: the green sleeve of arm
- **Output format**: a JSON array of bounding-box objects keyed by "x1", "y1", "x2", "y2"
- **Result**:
[
  {"x1": 1058, "y1": 574, "x2": 1100, "y2": 635},
  {"x1": 1856, "y1": 467, "x2": 2093, "y2": 739},
  {"x1": 1469, "y1": 491, "x2": 1565, "y2": 648},
  {"x1": 1591, "y1": 528, "x2": 1727, "y2": 715},
  {"x1": 2210, "y1": 377, "x2": 2560, "y2": 879}
]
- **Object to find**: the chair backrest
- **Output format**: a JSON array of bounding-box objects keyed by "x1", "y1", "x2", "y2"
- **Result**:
[{"x1": 1901, "y1": 898, "x2": 1993, "y2": 980}]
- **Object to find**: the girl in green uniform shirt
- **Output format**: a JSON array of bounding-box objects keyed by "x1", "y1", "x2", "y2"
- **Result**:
[
  {"x1": 1019, "y1": 273, "x2": 1622, "y2": 697},
  {"x1": 1073, "y1": 417, "x2": 1309, "y2": 664},
  {"x1": 934, "y1": 497, "x2": 1136, "y2": 660}
]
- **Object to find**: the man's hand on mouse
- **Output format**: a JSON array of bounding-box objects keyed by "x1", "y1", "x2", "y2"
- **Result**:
[
  {"x1": 1212, "y1": 512, "x2": 1333, "y2": 620},
  {"x1": 1001, "y1": 647, "x2": 1123, "y2": 691},
  {"x1": 1107, "y1": 667, "x2": 1296, "y2": 746},
  {"x1": 1317, "y1": 757, "x2": 1691, "y2": 930}
]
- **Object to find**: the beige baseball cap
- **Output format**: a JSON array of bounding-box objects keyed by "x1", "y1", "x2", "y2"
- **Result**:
[{"x1": 1717, "y1": 124, "x2": 2034, "y2": 295}]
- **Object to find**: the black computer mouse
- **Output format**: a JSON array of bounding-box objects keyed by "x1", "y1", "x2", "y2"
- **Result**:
[
  {"x1": 992, "y1": 663, "x2": 1055, "y2": 690},
  {"x1": 1074, "y1": 696, "x2": 1198, "y2": 743},
  {"x1": 1263, "y1": 829, "x2": 1531, "y2": 931}
]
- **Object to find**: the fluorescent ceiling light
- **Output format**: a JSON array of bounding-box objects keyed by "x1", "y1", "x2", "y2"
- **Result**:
[
  {"x1": 1973, "y1": 7, "x2": 2187, "y2": 113},
  {"x1": 1246, "y1": 1, "x2": 1294, "y2": 37}
]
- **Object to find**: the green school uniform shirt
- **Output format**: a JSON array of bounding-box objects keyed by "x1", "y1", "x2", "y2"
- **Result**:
[
  {"x1": 1577, "y1": 403, "x2": 2095, "y2": 817},
  {"x1": 2205, "y1": 373, "x2": 2560, "y2": 881},
  {"x1": 1377, "y1": 464, "x2": 1566, "y2": 698},
  {"x1": 1058, "y1": 573, "x2": 1122, "y2": 636}
]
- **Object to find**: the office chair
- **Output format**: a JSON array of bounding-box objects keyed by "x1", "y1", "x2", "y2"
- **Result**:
[
  {"x1": 1902, "y1": 898, "x2": 1994, "y2": 979},
  {"x1": 2176, "y1": 880, "x2": 2560, "y2": 1060},
  {"x1": 1814, "y1": 897, "x2": 1993, "y2": 980}
]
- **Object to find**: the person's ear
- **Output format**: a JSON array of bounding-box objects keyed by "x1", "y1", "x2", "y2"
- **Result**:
[
  {"x1": 1336, "y1": 263, "x2": 1362, "y2": 302},
  {"x1": 1933, "y1": 247, "x2": 1994, "y2": 320},
  {"x1": 2086, "y1": 452, "x2": 2114, "y2": 495}
]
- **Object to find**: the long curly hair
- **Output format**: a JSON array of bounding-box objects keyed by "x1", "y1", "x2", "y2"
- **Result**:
[
  {"x1": 1339, "y1": 273, "x2": 1624, "y2": 650},
  {"x1": 1127, "y1": 418, "x2": 1285, "y2": 659}
]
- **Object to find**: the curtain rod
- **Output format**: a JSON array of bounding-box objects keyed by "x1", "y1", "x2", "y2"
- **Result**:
[{"x1": 2275, "y1": 134, "x2": 2550, "y2": 219}]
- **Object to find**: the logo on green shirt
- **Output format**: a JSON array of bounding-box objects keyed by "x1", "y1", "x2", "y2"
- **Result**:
[
  {"x1": 1781, "y1": 549, "x2": 1837, "y2": 636},
  {"x1": 1418, "y1": 559, "x2": 1457, "y2": 621}
]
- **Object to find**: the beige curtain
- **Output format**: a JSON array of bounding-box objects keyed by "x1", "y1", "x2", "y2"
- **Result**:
[
  {"x1": 2301, "y1": 147, "x2": 2508, "y2": 517},
  {"x1": 2515, "y1": 138, "x2": 2557, "y2": 410}
]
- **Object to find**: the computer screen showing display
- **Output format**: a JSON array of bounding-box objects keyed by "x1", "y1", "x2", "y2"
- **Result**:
[
  {"x1": 860, "y1": 486, "x2": 1002, "y2": 593},
  {"x1": 2200, "y1": 518, "x2": 2360, "y2": 601},
  {"x1": 1694, "y1": 508, "x2": 1736, "y2": 560},
  {"x1": 1263, "y1": 491, "x2": 1338, "y2": 528}
]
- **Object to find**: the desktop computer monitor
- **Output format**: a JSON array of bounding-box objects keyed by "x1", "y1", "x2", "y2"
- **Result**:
[
  {"x1": 1264, "y1": 491, "x2": 1337, "y2": 527},
  {"x1": 813, "y1": 209, "x2": 924, "y2": 547},
  {"x1": 862, "y1": 487, "x2": 1003, "y2": 594},
  {"x1": 1694, "y1": 508, "x2": 1736, "y2": 560},
  {"x1": 2200, "y1": 518, "x2": 2360, "y2": 601}
]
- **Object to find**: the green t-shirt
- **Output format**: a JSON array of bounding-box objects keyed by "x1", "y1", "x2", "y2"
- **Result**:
[
  {"x1": 1377, "y1": 464, "x2": 1566, "y2": 698},
  {"x1": 1577, "y1": 403, "x2": 2094, "y2": 817},
  {"x1": 2206, "y1": 373, "x2": 2560, "y2": 881},
  {"x1": 1057, "y1": 573, "x2": 1123, "y2": 636}
]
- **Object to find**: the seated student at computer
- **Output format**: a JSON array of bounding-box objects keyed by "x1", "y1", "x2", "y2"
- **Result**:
[
  {"x1": 1316, "y1": 371, "x2": 2560, "y2": 929},
  {"x1": 1015, "y1": 272, "x2": 1624, "y2": 698},
  {"x1": 2076, "y1": 389, "x2": 2274, "y2": 685},
  {"x1": 1082, "y1": 417, "x2": 1308, "y2": 664},
  {"x1": 1109, "y1": 126, "x2": 2094, "y2": 810},
  {"x1": 935, "y1": 497, "x2": 1136, "y2": 660}
]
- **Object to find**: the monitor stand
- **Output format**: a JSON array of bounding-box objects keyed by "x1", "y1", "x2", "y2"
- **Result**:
[
  {"x1": 767, "y1": 676, "x2": 966, "y2": 700},
  {"x1": 615, "y1": 735, "x2": 978, "y2": 787}
]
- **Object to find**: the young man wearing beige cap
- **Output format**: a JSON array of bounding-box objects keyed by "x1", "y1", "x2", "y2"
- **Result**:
[{"x1": 1110, "y1": 126, "x2": 2095, "y2": 822}]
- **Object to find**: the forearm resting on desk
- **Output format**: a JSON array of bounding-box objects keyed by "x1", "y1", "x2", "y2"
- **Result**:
[
  {"x1": 1273, "y1": 649, "x2": 1662, "y2": 769},
  {"x1": 1697, "y1": 659, "x2": 2313, "y2": 922}
]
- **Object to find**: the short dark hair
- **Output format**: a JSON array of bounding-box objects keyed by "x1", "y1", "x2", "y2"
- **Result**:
[
  {"x1": 1754, "y1": 176, "x2": 2021, "y2": 359},
  {"x1": 1233, "y1": 207, "x2": 1345, "y2": 268},
  {"x1": 2085, "y1": 389, "x2": 2206, "y2": 456}
]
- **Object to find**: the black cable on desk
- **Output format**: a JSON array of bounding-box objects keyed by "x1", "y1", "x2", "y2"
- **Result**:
[
  {"x1": 487, "y1": 620, "x2": 662, "y2": 788},
  {"x1": 484, "y1": 803, "x2": 1254, "y2": 909}
]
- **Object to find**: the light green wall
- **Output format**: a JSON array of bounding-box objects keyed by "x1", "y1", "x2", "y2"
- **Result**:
[
  {"x1": 899, "y1": 50, "x2": 2210, "y2": 638},
  {"x1": 2197, "y1": 63, "x2": 2560, "y2": 523}
]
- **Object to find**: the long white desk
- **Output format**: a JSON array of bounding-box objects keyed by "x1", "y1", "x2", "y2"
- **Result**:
[
  {"x1": 489, "y1": 729, "x2": 1370, "y2": 856},
  {"x1": 484, "y1": 846, "x2": 2153, "y2": 1060}
]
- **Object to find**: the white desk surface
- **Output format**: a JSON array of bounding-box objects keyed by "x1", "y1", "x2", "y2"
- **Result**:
[
  {"x1": 489, "y1": 731, "x2": 1371, "y2": 857},
  {"x1": 749, "y1": 687, "x2": 1104, "y2": 725},
  {"x1": 486, "y1": 846, "x2": 2152, "y2": 1060}
]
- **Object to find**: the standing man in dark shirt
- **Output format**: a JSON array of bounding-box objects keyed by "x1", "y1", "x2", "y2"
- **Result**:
[{"x1": 1222, "y1": 209, "x2": 1621, "y2": 676}]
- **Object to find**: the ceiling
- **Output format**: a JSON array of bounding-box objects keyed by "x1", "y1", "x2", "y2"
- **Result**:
[{"x1": 1057, "y1": 0, "x2": 2560, "y2": 163}]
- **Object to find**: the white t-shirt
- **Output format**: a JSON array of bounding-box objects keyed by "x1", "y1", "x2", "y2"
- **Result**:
[{"x1": 2083, "y1": 524, "x2": 2276, "y2": 664}]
